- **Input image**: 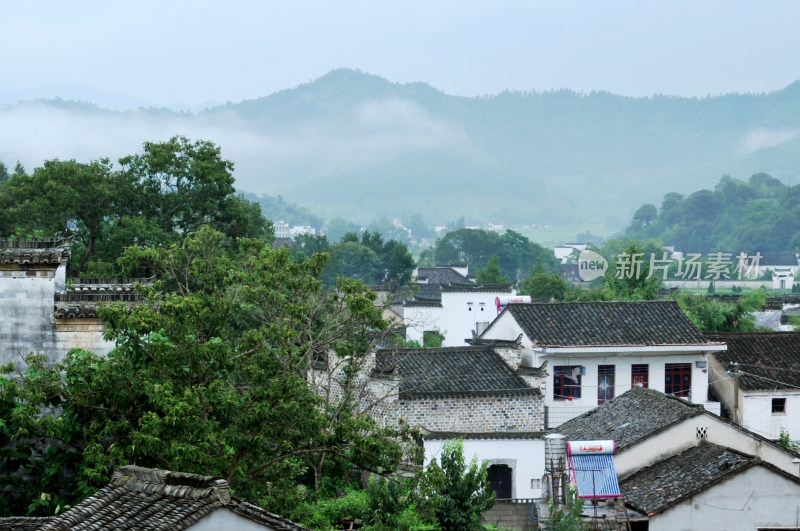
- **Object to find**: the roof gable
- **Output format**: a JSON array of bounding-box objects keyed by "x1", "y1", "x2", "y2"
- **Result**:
[
  {"x1": 416, "y1": 267, "x2": 472, "y2": 286},
  {"x1": 504, "y1": 301, "x2": 709, "y2": 347},
  {"x1": 707, "y1": 332, "x2": 800, "y2": 391},
  {"x1": 621, "y1": 442, "x2": 758, "y2": 515},
  {"x1": 557, "y1": 387, "x2": 705, "y2": 451},
  {"x1": 33, "y1": 466, "x2": 307, "y2": 531},
  {"x1": 374, "y1": 346, "x2": 538, "y2": 399}
]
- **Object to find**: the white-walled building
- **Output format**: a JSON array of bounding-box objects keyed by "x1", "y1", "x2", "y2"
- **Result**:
[
  {"x1": 0, "y1": 239, "x2": 131, "y2": 371},
  {"x1": 403, "y1": 265, "x2": 515, "y2": 346},
  {"x1": 708, "y1": 332, "x2": 800, "y2": 441},
  {"x1": 404, "y1": 284, "x2": 516, "y2": 346},
  {"x1": 273, "y1": 221, "x2": 316, "y2": 240},
  {"x1": 424, "y1": 434, "x2": 545, "y2": 500},
  {"x1": 621, "y1": 442, "x2": 800, "y2": 531},
  {"x1": 479, "y1": 301, "x2": 725, "y2": 427}
]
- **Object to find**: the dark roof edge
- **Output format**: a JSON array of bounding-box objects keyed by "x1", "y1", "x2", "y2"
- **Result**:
[{"x1": 423, "y1": 431, "x2": 545, "y2": 440}]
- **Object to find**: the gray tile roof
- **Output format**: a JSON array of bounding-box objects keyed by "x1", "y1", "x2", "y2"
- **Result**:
[
  {"x1": 503, "y1": 301, "x2": 710, "y2": 347},
  {"x1": 0, "y1": 518, "x2": 52, "y2": 530},
  {"x1": 54, "y1": 279, "x2": 149, "y2": 319},
  {"x1": 416, "y1": 266, "x2": 472, "y2": 286},
  {"x1": 759, "y1": 253, "x2": 799, "y2": 266},
  {"x1": 374, "y1": 346, "x2": 539, "y2": 399},
  {"x1": 0, "y1": 239, "x2": 71, "y2": 265},
  {"x1": 556, "y1": 387, "x2": 705, "y2": 451},
  {"x1": 27, "y1": 465, "x2": 308, "y2": 531},
  {"x1": 439, "y1": 284, "x2": 513, "y2": 293},
  {"x1": 706, "y1": 332, "x2": 800, "y2": 391},
  {"x1": 621, "y1": 442, "x2": 759, "y2": 515}
]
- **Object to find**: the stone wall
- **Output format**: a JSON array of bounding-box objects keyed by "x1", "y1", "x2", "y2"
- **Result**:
[
  {"x1": 483, "y1": 499, "x2": 540, "y2": 531},
  {"x1": 393, "y1": 394, "x2": 544, "y2": 432},
  {"x1": 312, "y1": 352, "x2": 545, "y2": 434}
]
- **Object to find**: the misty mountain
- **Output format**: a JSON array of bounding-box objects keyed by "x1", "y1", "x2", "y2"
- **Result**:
[{"x1": 2, "y1": 69, "x2": 800, "y2": 232}]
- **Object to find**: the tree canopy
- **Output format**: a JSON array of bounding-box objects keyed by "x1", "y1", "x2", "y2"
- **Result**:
[
  {"x1": 292, "y1": 230, "x2": 415, "y2": 289},
  {"x1": 432, "y1": 228, "x2": 559, "y2": 280},
  {"x1": 0, "y1": 137, "x2": 271, "y2": 277},
  {"x1": 0, "y1": 228, "x2": 412, "y2": 518},
  {"x1": 624, "y1": 173, "x2": 800, "y2": 254}
]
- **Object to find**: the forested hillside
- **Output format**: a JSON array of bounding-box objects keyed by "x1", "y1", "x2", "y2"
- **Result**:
[
  {"x1": 4, "y1": 69, "x2": 800, "y2": 232},
  {"x1": 624, "y1": 173, "x2": 800, "y2": 253}
]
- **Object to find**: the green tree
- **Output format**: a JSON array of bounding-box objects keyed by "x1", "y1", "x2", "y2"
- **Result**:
[
  {"x1": 674, "y1": 290, "x2": 766, "y2": 332},
  {"x1": 422, "y1": 330, "x2": 445, "y2": 348},
  {"x1": 0, "y1": 137, "x2": 271, "y2": 277},
  {"x1": 0, "y1": 162, "x2": 9, "y2": 185},
  {"x1": 325, "y1": 217, "x2": 359, "y2": 243},
  {"x1": 422, "y1": 439, "x2": 494, "y2": 531},
  {"x1": 519, "y1": 272, "x2": 571, "y2": 301},
  {"x1": 434, "y1": 228, "x2": 558, "y2": 280},
  {"x1": 631, "y1": 203, "x2": 657, "y2": 227},
  {"x1": 0, "y1": 228, "x2": 412, "y2": 517},
  {"x1": 476, "y1": 255, "x2": 510, "y2": 284},
  {"x1": 0, "y1": 158, "x2": 116, "y2": 275},
  {"x1": 601, "y1": 241, "x2": 662, "y2": 300}
]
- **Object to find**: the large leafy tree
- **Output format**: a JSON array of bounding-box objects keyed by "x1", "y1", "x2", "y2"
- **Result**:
[
  {"x1": 0, "y1": 137, "x2": 271, "y2": 276},
  {"x1": 434, "y1": 228, "x2": 558, "y2": 280},
  {"x1": 519, "y1": 272, "x2": 571, "y2": 301},
  {"x1": 293, "y1": 230, "x2": 415, "y2": 289},
  {"x1": 423, "y1": 439, "x2": 494, "y2": 531},
  {"x1": 0, "y1": 158, "x2": 116, "y2": 274},
  {"x1": 0, "y1": 228, "x2": 411, "y2": 517},
  {"x1": 475, "y1": 255, "x2": 510, "y2": 284},
  {"x1": 674, "y1": 290, "x2": 766, "y2": 332}
]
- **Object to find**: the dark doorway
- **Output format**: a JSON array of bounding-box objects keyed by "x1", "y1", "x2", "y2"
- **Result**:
[{"x1": 487, "y1": 464, "x2": 512, "y2": 499}]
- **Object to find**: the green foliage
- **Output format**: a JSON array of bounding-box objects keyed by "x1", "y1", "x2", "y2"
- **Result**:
[
  {"x1": 422, "y1": 439, "x2": 495, "y2": 531},
  {"x1": 545, "y1": 486, "x2": 589, "y2": 531},
  {"x1": 1, "y1": 229, "x2": 414, "y2": 518},
  {"x1": 707, "y1": 281, "x2": 715, "y2": 294},
  {"x1": 301, "y1": 489, "x2": 371, "y2": 530},
  {"x1": 518, "y1": 272, "x2": 571, "y2": 301},
  {"x1": 299, "y1": 476, "x2": 430, "y2": 531},
  {"x1": 476, "y1": 255, "x2": 510, "y2": 285},
  {"x1": 600, "y1": 241, "x2": 662, "y2": 300},
  {"x1": 423, "y1": 330, "x2": 446, "y2": 348},
  {"x1": 433, "y1": 229, "x2": 559, "y2": 281},
  {"x1": 0, "y1": 161, "x2": 9, "y2": 185},
  {"x1": 0, "y1": 137, "x2": 272, "y2": 276},
  {"x1": 673, "y1": 290, "x2": 766, "y2": 332},
  {"x1": 291, "y1": 230, "x2": 415, "y2": 289},
  {"x1": 625, "y1": 173, "x2": 800, "y2": 254},
  {"x1": 777, "y1": 430, "x2": 799, "y2": 452}
]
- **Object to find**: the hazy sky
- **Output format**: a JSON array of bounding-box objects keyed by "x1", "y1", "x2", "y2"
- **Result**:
[{"x1": 3, "y1": 1, "x2": 800, "y2": 110}]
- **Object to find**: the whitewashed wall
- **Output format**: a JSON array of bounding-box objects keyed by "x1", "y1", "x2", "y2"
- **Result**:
[
  {"x1": 649, "y1": 466, "x2": 800, "y2": 531},
  {"x1": 742, "y1": 390, "x2": 800, "y2": 441},
  {"x1": 424, "y1": 437, "x2": 545, "y2": 499},
  {"x1": 710, "y1": 355, "x2": 800, "y2": 441},
  {"x1": 190, "y1": 508, "x2": 277, "y2": 530},
  {"x1": 405, "y1": 289, "x2": 512, "y2": 347},
  {"x1": 542, "y1": 352, "x2": 713, "y2": 425},
  {"x1": 0, "y1": 269, "x2": 60, "y2": 370}
]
